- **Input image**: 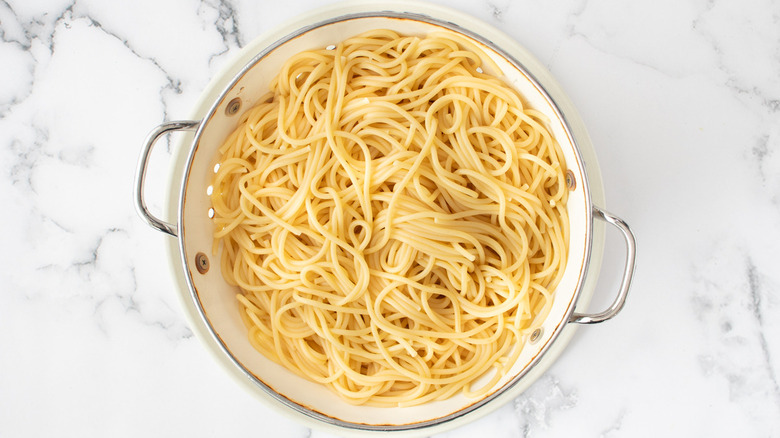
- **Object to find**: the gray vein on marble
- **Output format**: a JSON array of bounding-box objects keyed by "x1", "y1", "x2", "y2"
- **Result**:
[
  {"x1": 1, "y1": 0, "x2": 180, "y2": 120},
  {"x1": 599, "y1": 408, "x2": 626, "y2": 438},
  {"x1": 690, "y1": 1, "x2": 780, "y2": 113},
  {"x1": 747, "y1": 259, "x2": 780, "y2": 409},
  {"x1": 18, "y1": 222, "x2": 195, "y2": 342},
  {"x1": 1, "y1": 0, "x2": 200, "y2": 133},
  {"x1": 750, "y1": 134, "x2": 780, "y2": 207},
  {"x1": 485, "y1": 0, "x2": 512, "y2": 23},
  {"x1": 61, "y1": 2, "x2": 183, "y2": 121},
  {"x1": 563, "y1": 4, "x2": 685, "y2": 81},
  {"x1": 0, "y1": 0, "x2": 39, "y2": 51},
  {"x1": 542, "y1": 0, "x2": 589, "y2": 72},
  {"x1": 555, "y1": 0, "x2": 780, "y2": 122},
  {"x1": 513, "y1": 374, "x2": 577, "y2": 436},
  {"x1": 7, "y1": 124, "x2": 47, "y2": 190},
  {"x1": 0, "y1": 1, "x2": 37, "y2": 116},
  {"x1": 691, "y1": 249, "x2": 780, "y2": 432},
  {"x1": 199, "y1": 0, "x2": 244, "y2": 65},
  {"x1": 90, "y1": 229, "x2": 194, "y2": 341}
]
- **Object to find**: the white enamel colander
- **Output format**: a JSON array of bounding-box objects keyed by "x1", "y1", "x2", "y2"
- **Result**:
[{"x1": 134, "y1": 1, "x2": 636, "y2": 435}]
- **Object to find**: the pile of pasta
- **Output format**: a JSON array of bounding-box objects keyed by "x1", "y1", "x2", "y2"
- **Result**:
[{"x1": 211, "y1": 30, "x2": 569, "y2": 407}]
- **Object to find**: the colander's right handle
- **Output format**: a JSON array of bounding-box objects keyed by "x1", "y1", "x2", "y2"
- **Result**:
[
  {"x1": 134, "y1": 120, "x2": 199, "y2": 237},
  {"x1": 569, "y1": 206, "x2": 637, "y2": 324}
]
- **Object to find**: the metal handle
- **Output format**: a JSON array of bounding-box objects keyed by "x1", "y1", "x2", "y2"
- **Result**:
[
  {"x1": 569, "y1": 206, "x2": 637, "y2": 324},
  {"x1": 134, "y1": 120, "x2": 199, "y2": 237}
]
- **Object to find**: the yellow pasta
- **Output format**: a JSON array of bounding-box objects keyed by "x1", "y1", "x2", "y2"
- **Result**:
[{"x1": 210, "y1": 30, "x2": 569, "y2": 407}]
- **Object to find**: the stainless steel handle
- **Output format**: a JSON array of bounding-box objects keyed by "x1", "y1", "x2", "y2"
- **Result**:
[
  {"x1": 134, "y1": 120, "x2": 199, "y2": 237},
  {"x1": 569, "y1": 206, "x2": 637, "y2": 324}
]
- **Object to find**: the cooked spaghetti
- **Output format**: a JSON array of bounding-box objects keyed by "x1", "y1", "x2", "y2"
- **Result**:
[{"x1": 210, "y1": 30, "x2": 569, "y2": 407}]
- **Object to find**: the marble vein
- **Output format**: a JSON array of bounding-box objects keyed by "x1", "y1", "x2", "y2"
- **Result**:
[
  {"x1": 599, "y1": 408, "x2": 626, "y2": 438},
  {"x1": 58, "y1": 3, "x2": 183, "y2": 122},
  {"x1": 562, "y1": 2, "x2": 686, "y2": 82},
  {"x1": 0, "y1": 1, "x2": 38, "y2": 116},
  {"x1": 750, "y1": 133, "x2": 780, "y2": 207},
  {"x1": 690, "y1": 0, "x2": 780, "y2": 115},
  {"x1": 7, "y1": 125, "x2": 47, "y2": 190},
  {"x1": 543, "y1": 0, "x2": 592, "y2": 72},
  {"x1": 199, "y1": 0, "x2": 244, "y2": 65},
  {"x1": 485, "y1": 0, "x2": 511, "y2": 23},
  {"x1": 690, "y1": 248, "x2": 780, "y2": 434},
  {"x1": 746, "y1": 258, "x2": 780, "y2": 410},
  {"x1": 512, "y1": 375, "x2": 577, "y2": 436}
]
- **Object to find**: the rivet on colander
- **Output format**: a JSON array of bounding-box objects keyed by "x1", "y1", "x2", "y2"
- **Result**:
[
  {"x1": 226, "y1": 97, "x2": 242, "y2": 116},
  {"x1": 530, "y1": 328, "x2": 543, "y2": 344},
  {"x1": 195, "y1": 252, "x2": 210, "y2": 274},
  {"x1": 565, "y1": 170, "x2": 576, "y2": 191}
]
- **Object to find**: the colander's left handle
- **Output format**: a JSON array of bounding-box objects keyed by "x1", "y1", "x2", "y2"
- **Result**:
[{"x1": 134, "y1": 120, "x2": 200, "y2": 237}]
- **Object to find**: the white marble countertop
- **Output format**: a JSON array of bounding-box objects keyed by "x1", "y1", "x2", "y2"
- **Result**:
[{"x1": 2, "y1": 0, "x2": 779, "y2": 436}]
